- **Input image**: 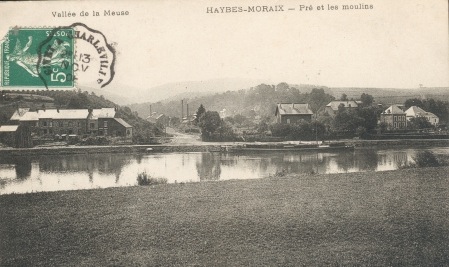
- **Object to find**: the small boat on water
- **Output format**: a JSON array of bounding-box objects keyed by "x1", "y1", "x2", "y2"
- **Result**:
[{"x1": 223, "y1": 142, "x2": 354, "y2": 152}]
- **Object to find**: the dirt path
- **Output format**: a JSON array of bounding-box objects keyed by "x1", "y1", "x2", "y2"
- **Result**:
[{"x1": 166, "y1": 127, "x2": 202, "y2": 144}]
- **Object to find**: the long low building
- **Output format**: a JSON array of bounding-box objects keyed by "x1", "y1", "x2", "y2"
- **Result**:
[{"x1": 9, "y1": 108, "x2": 133, "y2": 138}]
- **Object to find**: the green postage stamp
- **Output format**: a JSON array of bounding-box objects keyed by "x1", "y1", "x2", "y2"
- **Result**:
[{"x1": 1, "y1": 27, "x2": 75, "y2": 88}]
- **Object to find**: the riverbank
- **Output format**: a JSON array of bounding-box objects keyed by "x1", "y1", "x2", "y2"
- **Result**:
[
  {"x1": 0, "y1": 138, "x2": 448, "y2": 156},
  {"x1": 0, "y1": 144, "x2": 222, "y2": 156},
  {"x1": 1, "y1": 167, "x2": 448, "y2": 266}
]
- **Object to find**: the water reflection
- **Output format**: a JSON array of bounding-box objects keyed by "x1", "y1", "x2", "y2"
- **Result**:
[
  {"x1": 37, "y1": 154, "x2": 131, "y2": 175},
  {"x1": 196, "y1": 153, "x2": 221, "y2": 181},
  {"x1": 0, "y1": 147, "x2": 448, "y2": 194},
  {"x1": 16, "y1": 158, "x2": 32, "y2": 179}
]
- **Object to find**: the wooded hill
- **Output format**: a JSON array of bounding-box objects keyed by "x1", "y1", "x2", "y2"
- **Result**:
[
  {"x1": 128, "y1": 83, "x2": 449, "y2": 121},
  {"x1": 128, "y1": 83, "x2": 336, "y2": 120}
]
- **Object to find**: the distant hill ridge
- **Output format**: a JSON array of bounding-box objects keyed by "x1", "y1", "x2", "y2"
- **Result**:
[{"x1": 127, "y1": 82, "x2": 449, "y2": 119}]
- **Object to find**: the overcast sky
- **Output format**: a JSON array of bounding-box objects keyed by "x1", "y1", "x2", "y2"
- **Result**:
[{"x1": 1, "y1": 0, "x2": 448, "y2": 90}]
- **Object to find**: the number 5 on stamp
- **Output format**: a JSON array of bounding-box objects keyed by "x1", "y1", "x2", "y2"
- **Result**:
[{"x1": 1, "y1": 28, "x2": 75, "y2": 89}]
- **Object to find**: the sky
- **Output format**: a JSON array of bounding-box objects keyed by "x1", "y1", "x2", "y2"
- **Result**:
[{"x1": 0, "y1": 0, "x2": 448, "y2": 91}]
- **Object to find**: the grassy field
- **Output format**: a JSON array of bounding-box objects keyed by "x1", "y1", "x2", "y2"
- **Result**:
[{"x1": 1, "y1": 167, "x2": 449, "y2": 266}]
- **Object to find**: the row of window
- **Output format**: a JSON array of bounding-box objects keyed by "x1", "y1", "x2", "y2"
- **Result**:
[
  {"x1": 393, "y1": 116, "x2": 406, "y2": 122},
  {"x1": 41, "y1": 121, "x2": 82, "y2": 127},
  {"x1": 42, "y1": 129, "x2": 82, "y2": 135},
  {"x1": 393, "y1": 122, "x2": 406, "y2": 128},
  {"x1": 40, "y1": 121, "x2": 108, "y2": 128},
  {"x1": 40, "y1": 128, "x2": 130, "y2": 137}
]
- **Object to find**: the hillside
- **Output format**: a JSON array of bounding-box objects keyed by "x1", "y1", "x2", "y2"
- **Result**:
[
  {"x1": 92, "y1": 78, "x2": 271, "y2": 104},
  {"x1": 127, "y1": 83, "x2": 449, "y2": 120},
  {"x1": 324, "y1": 87, "x2": 449, "y2": 105},
  {"x1": 128, "y1": 83, "x2": 335, "y2": 120}
]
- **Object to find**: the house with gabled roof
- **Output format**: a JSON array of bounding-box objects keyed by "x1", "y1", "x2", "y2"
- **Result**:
[
  {"x1": 147, "y1": 112, "x2": 170, "y2": 126},
  {"x1": 380, "y1": 105, "x2": 407, "y2": 130},
  {"x1": 9, "y1": 108, "x2": 30, "y2": 121},
  {"x1": 275, "y1": 103, "x2": 313, "y2": 124},
  {"x1": 99, "y1": 117, "x2": 133, "y2": 138},
  {"x1": 325, "y1": 100, "x2": 359, "y2": 117},
  {"x1": 0, "y1": 125, "x2": 32, "y2": 148},
  {"x1": 405, "y1": 106, "x2": 439, "y2": 126},
  {"x1": 88, "y1": 108, "x2": 116, "y2": 135}
]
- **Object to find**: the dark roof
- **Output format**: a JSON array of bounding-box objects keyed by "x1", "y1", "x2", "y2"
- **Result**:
[
  {"x1": 326, "y1": 101, "x2": 359, "y2": 111},
  {"x1": 382, "y1": 105, "x2": 405, "y2": 115},
  {"x1": 114, "y1": 118, "x2": 132, "y2": 128},
  {"x1": 276, "y1": 103, "x2": 313, "y2": 115}
]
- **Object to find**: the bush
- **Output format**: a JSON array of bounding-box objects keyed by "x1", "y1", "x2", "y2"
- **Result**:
[
  {"x1": 270, "y1": 169, "x2": 288, "y2": 178},
  {"x1": 411, "y1": 151, "x2": 447, "y2": 168},
  {"x1": 137, "y1": 172, "x2": 168, "y2": 186},
  {"x1": 80, "y1": 136, "x2": 111, "y2": 145}
]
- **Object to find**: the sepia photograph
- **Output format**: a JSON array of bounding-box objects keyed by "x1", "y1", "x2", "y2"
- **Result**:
[{"x1": 0, "y1": 0, "x2": 448, "y2": 265}]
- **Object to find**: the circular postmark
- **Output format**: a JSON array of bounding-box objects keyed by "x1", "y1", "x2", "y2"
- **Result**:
[{"x1": 38, "y1": 23, "x2": 116, "y2": 89}]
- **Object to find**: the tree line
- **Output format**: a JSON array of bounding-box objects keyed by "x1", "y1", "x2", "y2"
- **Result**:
[{"x1": 193, "y1": 89, "x2": 449, "y2": 142}]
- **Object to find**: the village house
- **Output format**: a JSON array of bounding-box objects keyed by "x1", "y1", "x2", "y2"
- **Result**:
[
  {"x1": 0, "y1": 125, "x2": 33, "y2": 148},
  {"x1": 404, "y1": 106, "x2": 439, "y2": 126},
  {"x1": 9, "y1": 107, "x2": 133, "y2": 139},
  {"x1": 275, "y1": 103, "x2": 313, "y2": 124},
  {"x1": 325, "y1": 100, "x2": 359, "y2": 117},
  {"x1": 147, "y1": 112, "x2": 170, "y2": 126},
  {"x1": 0, "y1": 125, "x2": 19, "y2": 147},
  {"x1": 380, "y1": 105, "x2": 407, "y2": 130}
]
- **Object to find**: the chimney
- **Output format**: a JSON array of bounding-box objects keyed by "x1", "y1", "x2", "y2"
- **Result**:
[
  {"x1": 57, "y1": 107, "x2": 60, "y2": 113},
  {"x1": 187, "y1": 103, "x2": 189, "y2": 120},
  {"x1": 150, "y1": 104, "x2": 152, "y2": 115},
  {"x1": 181, "y1": 100, "x2": 184, "y2": 119}
]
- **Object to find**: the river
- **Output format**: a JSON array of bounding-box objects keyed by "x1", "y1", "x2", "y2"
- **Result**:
[{"x1": 0, "y1": 146, "x2": 448, "y2": 194}]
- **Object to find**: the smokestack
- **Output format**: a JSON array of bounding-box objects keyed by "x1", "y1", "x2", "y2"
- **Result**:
[
  {"x1": 150, "y1": 104, "x2": 152, "y2": 115},
  {"x1": 181, "y1": 100, "x2": 184, "y2": 119},
  {"x1": 187, "y1": 103, "x2": 189, "y2": 120}
]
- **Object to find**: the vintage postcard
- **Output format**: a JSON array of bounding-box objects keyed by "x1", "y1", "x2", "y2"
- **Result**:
[{"x1": 0, "y1": 0, "x2": 448, "y2": 266}]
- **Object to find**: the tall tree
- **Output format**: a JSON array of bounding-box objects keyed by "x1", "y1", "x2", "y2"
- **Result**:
[
  {"x1": 333, "y1": 109, "x2": 364, "y2": 134},
  {"x1": 275, "y1": 82, "x2": 290, "y2": 92},
  {"x1": 357, "y1": 106, "x2": 379, "y2": 131},
  {"x1": 199, "y1": 111, "x2": 222, "y2": 139},
  {"x1": 195, "y1": 104, "x2": 206, "y2": 125},
  {"x1": 404, "y1": 98, "x2": 424, "y2": 109},
  {"x1": 308, "y1": 88, "x2": 335, "y2": 113},
  {"x1": 360, "y1": 93, "x2": 374, "y2": 106}
]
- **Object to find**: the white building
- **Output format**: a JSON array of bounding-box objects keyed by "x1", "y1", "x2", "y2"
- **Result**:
[{"x1": 404, "y1": 106, "x2": 439, "y2": 126}]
